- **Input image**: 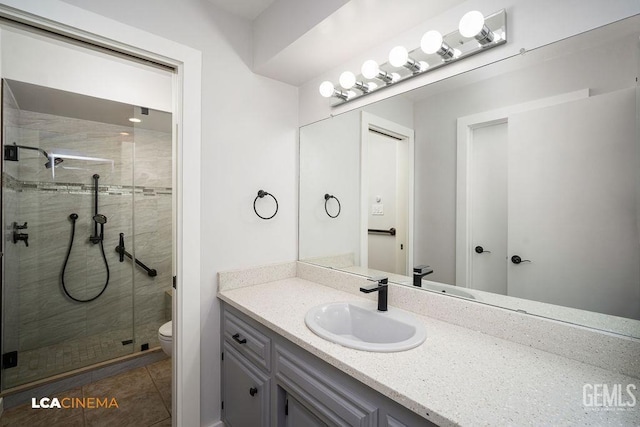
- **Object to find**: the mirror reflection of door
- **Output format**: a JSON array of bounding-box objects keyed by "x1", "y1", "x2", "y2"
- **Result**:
[
  {"x1": 468, "y1": 89, "x2": 639, "y2": 318},
  {"x1": 366, "y1": 128, "x2": 409, "y2": 275},
  {"x1": 470, "y1": 122, "x2": 508, "y2": 294}
]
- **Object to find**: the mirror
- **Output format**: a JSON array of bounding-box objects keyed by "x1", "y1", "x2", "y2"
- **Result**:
[{"x1": 299, "y1": 15, "x2": 640, "y2": 338}]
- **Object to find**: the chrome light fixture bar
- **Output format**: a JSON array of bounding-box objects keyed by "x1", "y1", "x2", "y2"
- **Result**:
[
  {"x1": 361, "y1": 60, "x2": 398, "y2": 84},
  {"x1": 339, "y1": 71, "x2": 376, "y2": 93},
  {"x1": 388, "y1": 46, "x2": 427, "y2": 74},
  {"x1": 421, "y1": 30, "x2": 457, "y2": 59},
  {"x1": 319, "y1": 9, "x2": 506, "y2": 106},
  {"x1": 318, "y1": 81, "x2": 351, "y2": 101}
]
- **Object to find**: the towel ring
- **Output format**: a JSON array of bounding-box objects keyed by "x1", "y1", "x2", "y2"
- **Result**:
[
  {"x1": 254, "y1": 190, "x2": 278, "y2": 220},
  {"x1": 324, "y1": 194, "x2": 341, "y2": 218}
]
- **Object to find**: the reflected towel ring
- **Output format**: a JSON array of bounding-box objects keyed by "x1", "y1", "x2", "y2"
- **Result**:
[
  {"x1": 324, "y1": 193, "x2": 341, "y2": 218},
  {"x1": 254, "y1": 190, "x2": 278, "y2": 220}
]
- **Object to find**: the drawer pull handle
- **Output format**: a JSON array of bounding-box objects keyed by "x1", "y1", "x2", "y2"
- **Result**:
[
  {"x1": 232, "y1": 333, "x2": 247, "y2": 344},
  {"x1": 249, "y1": 387, "x2": 258, "y2": 396}
]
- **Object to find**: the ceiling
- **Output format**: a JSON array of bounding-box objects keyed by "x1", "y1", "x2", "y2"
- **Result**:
[
  {"x1": 6, "y1": 79, "x2": 172, "y2": 133},
  {"x1": 208, "y1": 0, "x2": 468, "y2": 86},
  {"x1": 207, "y1": 0, "x2": 276, "y2": 20}
]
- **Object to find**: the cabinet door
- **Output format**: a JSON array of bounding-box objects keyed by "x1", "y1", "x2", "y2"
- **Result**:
[
  {"x1": 223, "y1": 342, "x2": 270, "y2": 427},
  {"x1": 285, "y1": 394, "x2": 328, "y2": 427}
]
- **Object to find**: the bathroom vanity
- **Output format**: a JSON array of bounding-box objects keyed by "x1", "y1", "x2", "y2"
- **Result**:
[
  {"x1": 221, "y1": 303, "x2": 430, "y2": 426},
  {"x1": 218, "y1": 262, "x2": 640, "y2": 427}
]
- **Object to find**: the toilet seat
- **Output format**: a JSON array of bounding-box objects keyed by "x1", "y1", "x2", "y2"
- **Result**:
[
  {"x1": 159, "y1": 321, "x2": 172, "y2": 338},
  {"x1": 158, "y1": 321, "x2": 172, "y2": 357}
]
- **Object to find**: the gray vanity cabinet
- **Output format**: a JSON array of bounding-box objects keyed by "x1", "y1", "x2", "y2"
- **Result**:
[
  {"x1": 221, "y1": 303, "x2": 436, "y2": 427},
  {"x1": 284, "y1": 394, "x2": 328, "y2": 427},
  {"x1": 222, "y1": 309, "x2": 272, "y2": 426},
  {"x1": 222, "y1": 342, "x2": 270, "y2": 426}
]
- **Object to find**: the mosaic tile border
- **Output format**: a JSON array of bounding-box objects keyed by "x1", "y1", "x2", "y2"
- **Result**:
[{"x1": 2, "y1": 172, "x2": 172, "y2": 196}]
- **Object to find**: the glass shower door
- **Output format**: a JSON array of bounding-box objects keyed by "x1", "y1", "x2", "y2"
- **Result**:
[
  {"x1": 130, "y1": 107, "x2": 174, "y2": 352},
  {"x1": 1, "y1": 79, "x2": 136, "y2": 389}
]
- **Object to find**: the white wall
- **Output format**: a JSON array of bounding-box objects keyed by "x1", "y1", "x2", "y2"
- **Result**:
[
  {"x1": 299, "y1": 0, "x2": 640, "y2": 125},
  {"x1": 299, "y1": 112, "x2": 360, "y2": 263},
  {"x1": 0, "y1": 27, "x2": 172, "y2": 111},
  {"x1": 50, "y1": 0, "x2": 298, "y2": 425},
  {"x1": 299, "y1": 96, "x2": 413, "y2": 266}
]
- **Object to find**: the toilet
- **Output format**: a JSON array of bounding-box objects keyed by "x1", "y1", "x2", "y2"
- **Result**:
[{"x1": 158, "y1": 321, "x2": 172, "y2": 356}]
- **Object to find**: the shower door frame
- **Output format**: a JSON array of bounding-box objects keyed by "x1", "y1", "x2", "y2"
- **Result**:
[{"x1": 0, "y1": 3, "x2": 202, "y2": 426}]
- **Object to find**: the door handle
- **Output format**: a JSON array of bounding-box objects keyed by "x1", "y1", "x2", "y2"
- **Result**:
[
  {"x1": 511, "y1": 255, "x2": 531, "y2": 264},
  {"x1": 475, "y1": 245, "x2": 491, "y2": 254},
  {"x1": 249, "y1": 387, "x2": 258, "y2": 396}
]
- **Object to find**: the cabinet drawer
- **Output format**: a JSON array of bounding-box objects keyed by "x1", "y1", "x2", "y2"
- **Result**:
[
  {"x1": 276, "y1": 345, "x2": 378, "y2": 426},
  {"x1": 223, "y1": 309, "x2": 271, "y2": 371}
]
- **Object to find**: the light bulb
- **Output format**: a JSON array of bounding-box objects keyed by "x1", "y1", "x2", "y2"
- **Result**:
[
  {"x1": 459, "y1": 11, "x2": 485, "y2": 38},
  {"x1": 319, "y1": 81, "x2": 335, "y2": 98},
  {"x1": 361, "y1": 60, "x2": 380, "y2": 79},
  {"x1": 388, "y1": 46, "x2": 409, "y2": 68},
  {"x1": 339, "y1": 71, "x2": 356, "y2": 89},
  {"x1": 421, "y1": 30, "x2": 443, "y2": 54}
]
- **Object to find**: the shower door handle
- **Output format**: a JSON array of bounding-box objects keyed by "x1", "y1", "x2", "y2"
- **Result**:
[{"x1": 118, "y1": 233, "x2": 125, "y2": 262}]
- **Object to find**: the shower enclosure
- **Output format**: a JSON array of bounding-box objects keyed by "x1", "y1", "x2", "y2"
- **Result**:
[{"x1": 1, "y1": 79, "x2": 174, "y2": 390}]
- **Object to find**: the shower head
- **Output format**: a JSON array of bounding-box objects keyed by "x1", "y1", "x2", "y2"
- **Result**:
[
  {"x1": 11, "y1": 143, "x2": 63, "y2": 169},
  {"x1": 45, "y1": 158, "x2": 64, "y2": 169}
]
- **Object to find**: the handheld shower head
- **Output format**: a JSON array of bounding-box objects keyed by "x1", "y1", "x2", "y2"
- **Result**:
[{"x1": 93, "y1": 214, "x2": 107, "y2": 224}]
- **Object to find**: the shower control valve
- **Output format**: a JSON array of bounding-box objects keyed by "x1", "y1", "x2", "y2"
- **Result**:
[
  {"x1": 12, "y1": 231, "x2": 29, "y2": 247},
  {"x1": 12, "y1": 221, "x2": 28, "y2": 230}
]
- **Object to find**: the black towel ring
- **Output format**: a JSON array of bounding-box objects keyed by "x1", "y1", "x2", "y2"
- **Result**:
[
  {"x1": 324, "y1": 194, "x2": 341, "y2": 218},
  {"x1": 254, "y1": 190, "x2": 278, "y2": 220}
]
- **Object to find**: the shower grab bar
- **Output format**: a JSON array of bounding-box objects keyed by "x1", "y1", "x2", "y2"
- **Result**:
[
  {"x1": 115, "y1": 233, "x2": 157, "y2": 277},
  {"x1": 368, "y1": 227, "x2": 396, "y2": 236},
  {"x1": 115, "y1": 246, "x2": 157, "y2": 277}
]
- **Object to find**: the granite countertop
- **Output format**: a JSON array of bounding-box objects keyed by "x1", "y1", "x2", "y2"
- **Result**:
[{"x1": 218, "y1": 277, "x2": 639, "y2": 426}]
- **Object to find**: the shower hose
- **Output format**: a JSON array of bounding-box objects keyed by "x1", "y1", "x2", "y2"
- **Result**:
[{"x1": 61, "y1": 213, "x2": 110, "y2": 302}]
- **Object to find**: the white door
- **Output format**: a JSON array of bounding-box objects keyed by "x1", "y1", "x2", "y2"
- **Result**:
[
  {"x1": 507, "y1": 88, "x2": 639, "y2": 318},
  {"x1": 469, "y1": 122, "x2": 508, "y2": 294},
  {"x1": 367, "y1": 129, "x2": 408, "y2": 275}
]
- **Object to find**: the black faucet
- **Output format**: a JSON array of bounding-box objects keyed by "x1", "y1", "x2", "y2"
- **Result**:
[
  {"x1": 360, "y1": 276, "x2": 388, "y2": 312},
  {"x1": 413, "y1": 265, "x2": 433, "y2": 287}
]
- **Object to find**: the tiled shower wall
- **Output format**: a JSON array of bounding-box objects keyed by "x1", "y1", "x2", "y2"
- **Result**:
[{"x1": 2, "y1": 98, "x2": 172, "y2": 386}]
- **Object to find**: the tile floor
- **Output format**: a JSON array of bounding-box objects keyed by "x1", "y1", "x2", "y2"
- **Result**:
[
  {"x1": 0, "y1": 358, "x2": 171, "y2": 426},
  {"x1": 3, "y1": 322, "x2": 162, "y2": 389}
]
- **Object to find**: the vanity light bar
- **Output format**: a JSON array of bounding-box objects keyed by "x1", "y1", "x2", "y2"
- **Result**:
[{"x1": 319, "y1": 9, "x2": 506, "y2": 104}]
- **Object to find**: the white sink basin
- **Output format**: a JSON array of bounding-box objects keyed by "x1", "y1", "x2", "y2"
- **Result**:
[{"x1": 305, "y1": 302, "x2": 426, "y2": 352}]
